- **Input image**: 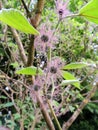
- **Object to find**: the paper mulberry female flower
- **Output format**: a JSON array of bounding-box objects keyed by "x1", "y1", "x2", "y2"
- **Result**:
[
  {"x1": 30, "y1": 75, "x2": 46, "y2": 102},
  {"x1": 34, "y1": 24, "x2": 57, "y2": 53},
  {"x1": 55, "y1": 0, "x2": 70, "y2": 19},
  {"x1": 46, "y1": 57, "x2": 64, "y2": 81}
]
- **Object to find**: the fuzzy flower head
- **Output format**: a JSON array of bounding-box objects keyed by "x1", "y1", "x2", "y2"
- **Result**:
[
  {"x1": 55, "y1": 0, "x2": 70, "y2": 19},
  {"x1": 34, "y1": 24, "x2": 57, "y2": 53},
  {"x1": 33, "y1": 75, "x2": 46, "y2": 91},
  {"x1": 46, "y1": 57, "x2": 64, "y2": 81},
  {"x1": 30, "y1": 75, "x2": 46, "y2": 102}
]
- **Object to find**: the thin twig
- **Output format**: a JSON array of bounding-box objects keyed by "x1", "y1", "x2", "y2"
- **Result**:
[
  {"x1": 62, "y1": 13, "x2": 79, "y2": 20},
  {"x1": 10, "y1": 28, "x2": 27, "y2": 66},
  {"x1": 47, "y1": 99, "x2": 62, "y2": 130},
  {"x1": 30, "y1": 109, "x2": 40, "y2": 130},
  {"x1": 0, "y1": 70, "x2": 30, "y2": 90},
  {"x1": 21, "y1": 0, "x2": 31, "y2": 17}
]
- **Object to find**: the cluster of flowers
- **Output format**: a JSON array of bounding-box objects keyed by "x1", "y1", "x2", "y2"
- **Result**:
[{"x1": 31, "y1": 0, "x2": 70, "y2": 113}]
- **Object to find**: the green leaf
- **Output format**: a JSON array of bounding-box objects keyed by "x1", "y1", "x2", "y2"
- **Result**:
[
  {"x1": 10, "y1": 62, "x2": 19, "y2": 68},
  {"x1": 79, "y1": 0, "x2": 98, "y2": 24},
  {"x1": 0, "y1": 96, "x2": 7, "y2": 99},
  {"x1": 6, "y1": 120, "x2": 16, "y2": 128},
  {"x1": 53, "y1": 100, "x2": 59, "y2": 107},
  {"x1": 69, "y1": 105, "x2": 75, "y2": 112},
  {"x1": 0, "y1": 8, "x2": 39, "y2": 34},
  {"x1": 63, "y1": 62, "x2": 89, "y2": 70},
  {"x1": 16, "y1": 66, "x2": 43, "y2": 75},
  {"x1": 61, "y1": 71, "x2": 80, "y2": 89},
  {"x1": 29, "y1": 114, "x2": 35, "y2": 120},
  {"x1": 0, "y1": 102, "x2": 14, "y2": 109},
  {"x1": 0, "y1": 48, "x2": 5, "y2": 56},
  {"x1": 60, "y1": 80, "x2": 80, "y2": 87},
  {"x1": 13, "y1": 113, "x2": 21, "y2": 120}
]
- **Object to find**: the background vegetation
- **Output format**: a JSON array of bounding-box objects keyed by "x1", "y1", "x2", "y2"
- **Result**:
[{"x1": 0, "y1": 0, "x2": 98, "y2": 130}]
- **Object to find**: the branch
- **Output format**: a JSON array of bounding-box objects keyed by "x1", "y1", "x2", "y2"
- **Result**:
[
  {"x1": 10, "y1": 28, "x2": 27, "y2": 66},
  {"x1": 21, "y1": 0, "x2": 31, "y2": 17},
  {"x1": 62, "y1": 13, "x2": 79, "y2": 20},
  {"x1": 34, "y1": 91, "x2": 55, "y2": 130},
  {"x1": 30, "y1": 109, "x2": 40, "y2": 130},
  {"x1": 0, "y1": 1, "x2": 2, "y2": 10},
  {"x1": 47, "y1": 99, "x2": 62, "y2": 130},
  {"x1": 31, "y1": 0, "x2": 45, "y2": 28},
  {"x1": 27, "y1": 0, "x2": 45, "y2": 66},
  {"x1": 62, "y1": 77, "x2": 98, "y2": 130},
  {"x1": 27, "y1": 35, "x2": 35, "y2": 66}
]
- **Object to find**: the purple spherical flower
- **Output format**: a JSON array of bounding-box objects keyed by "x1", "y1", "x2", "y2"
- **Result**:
[
  {"x1": 55, "y1": 0, "x2": 70, "y2": 19},
  {"x1": 46, "y1": 57, "x2": 64, "y2": 81},
  {"x1": 34, "y1": 24, "x2": 57, "y2": 53}
]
